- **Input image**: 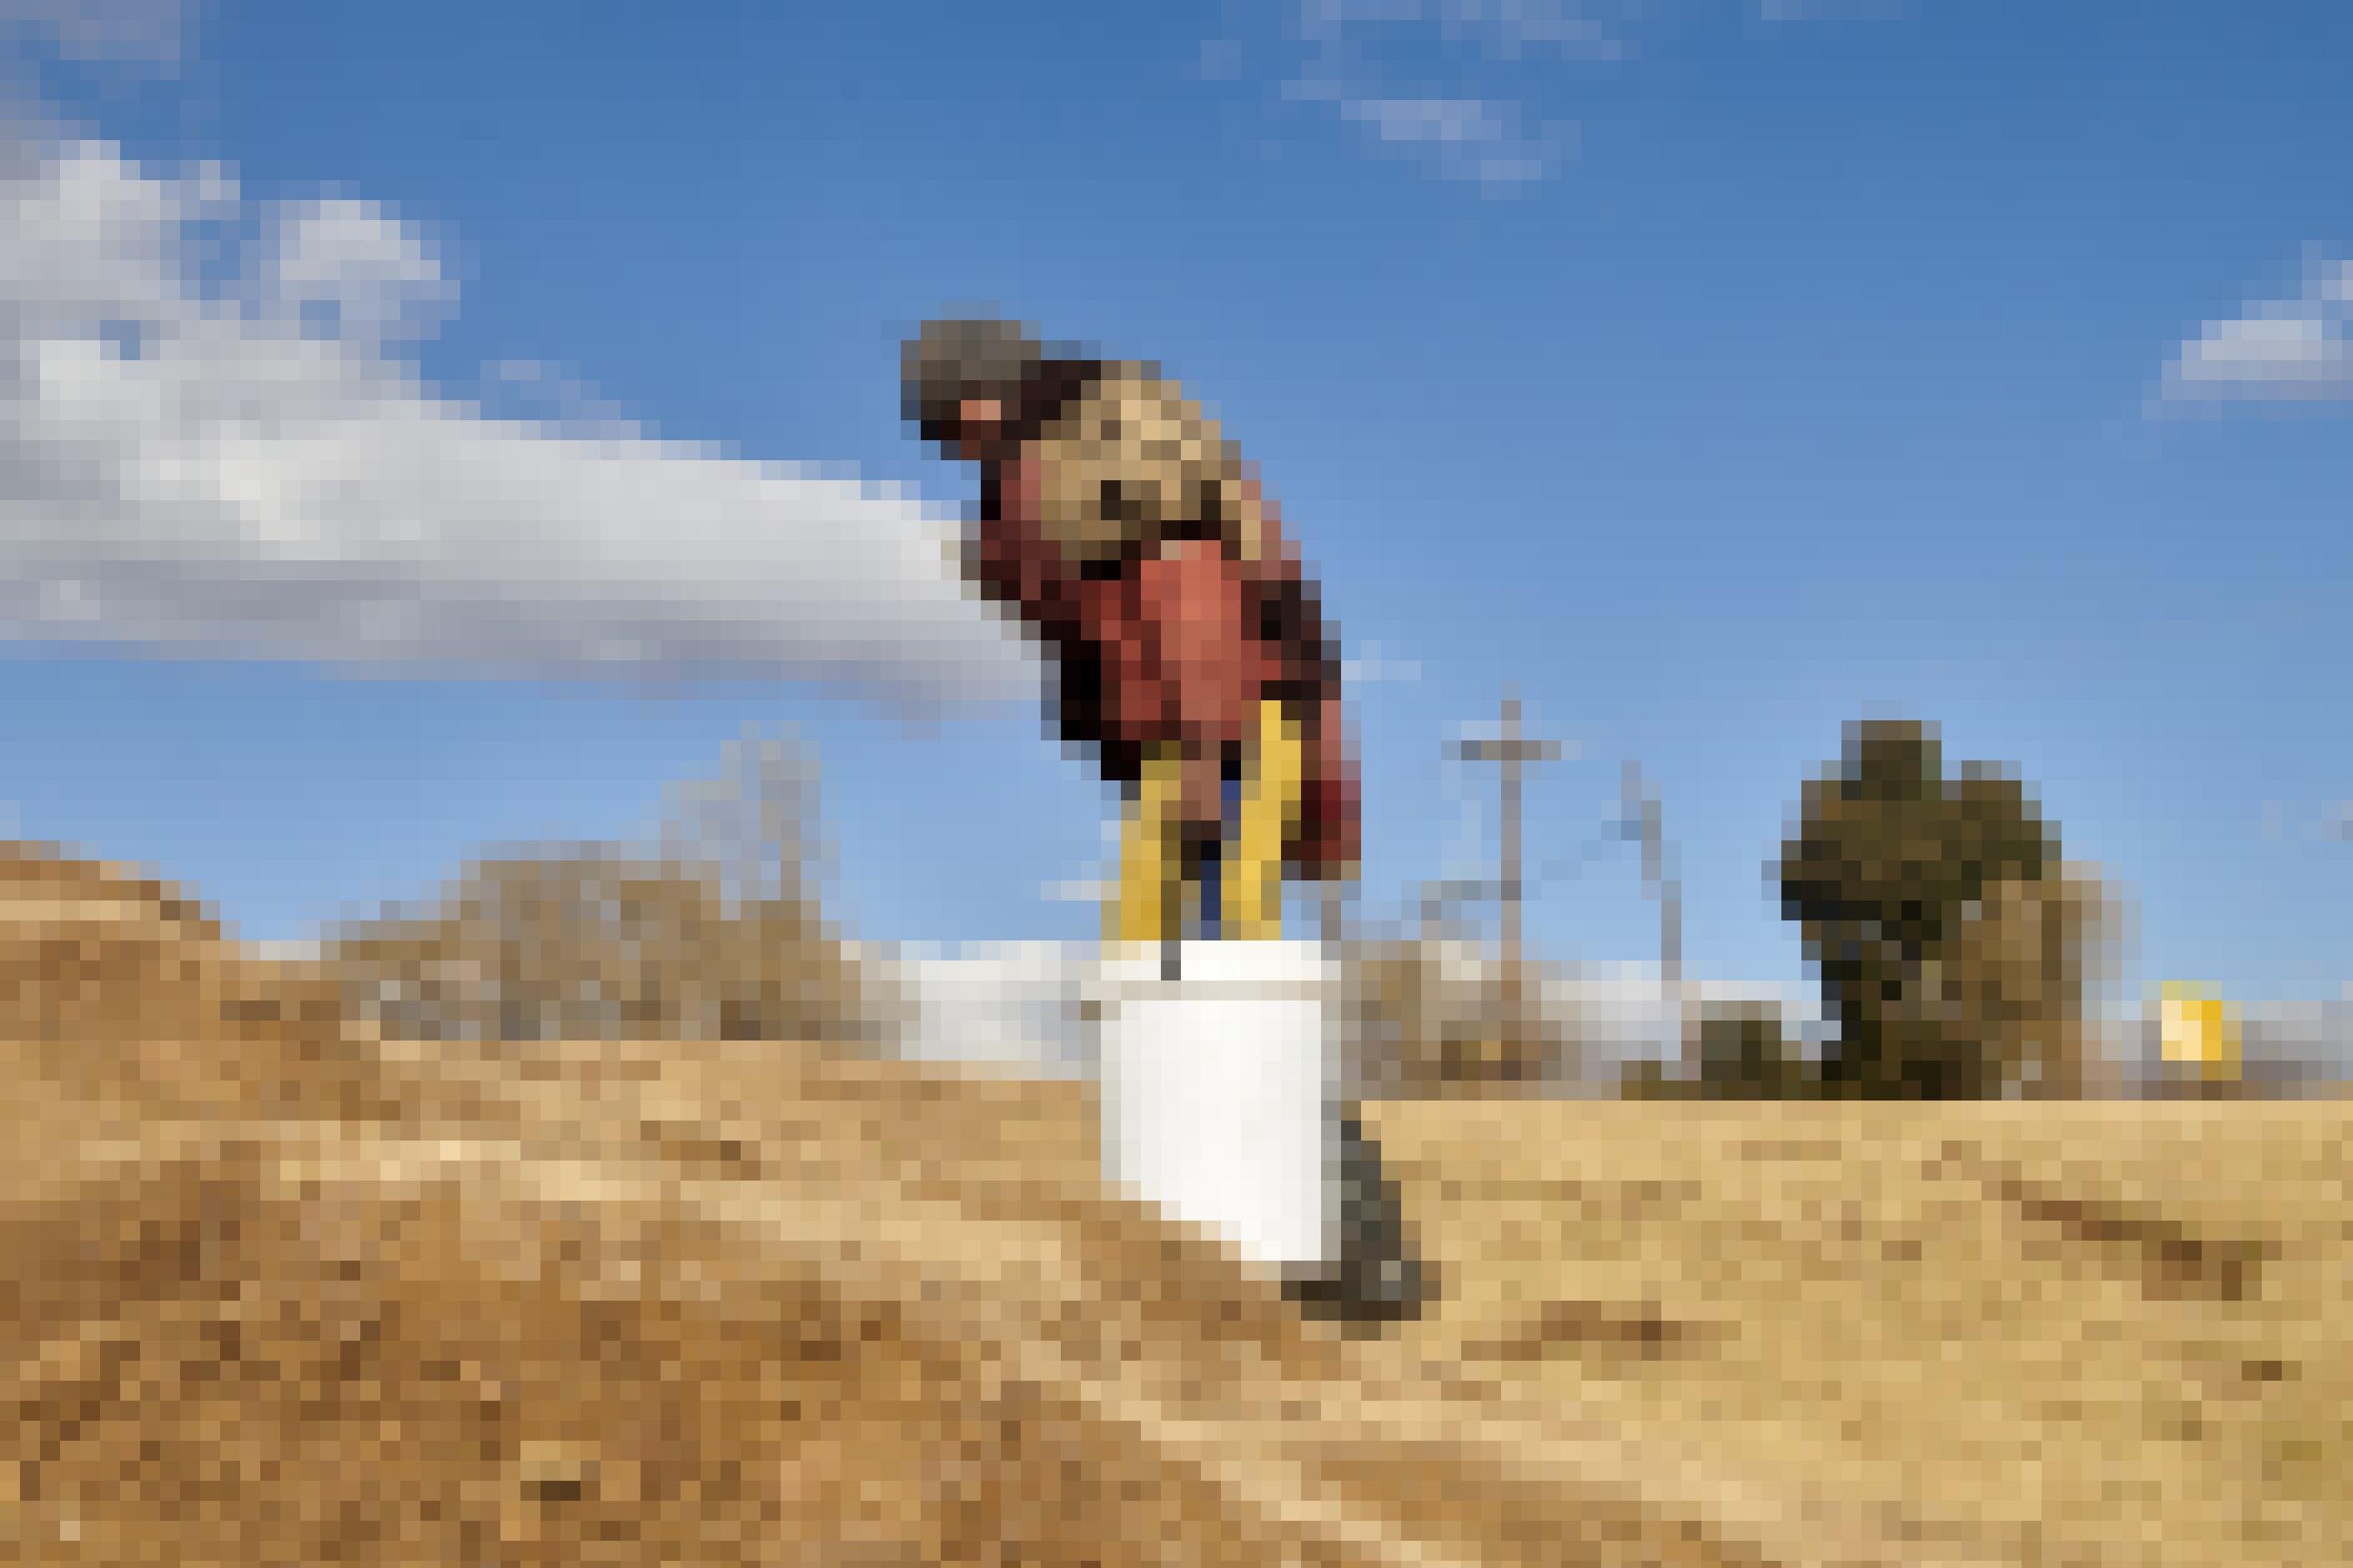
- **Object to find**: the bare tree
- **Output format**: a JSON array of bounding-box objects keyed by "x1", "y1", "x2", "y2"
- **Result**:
[{"x1": 322, "y1": 727, "x2": 881, "y2": 1046}]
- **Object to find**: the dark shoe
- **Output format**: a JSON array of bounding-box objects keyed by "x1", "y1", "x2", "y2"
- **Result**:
[{"x1": 1283, "y1": 1113, "x2": 1436, "y2": 1331}]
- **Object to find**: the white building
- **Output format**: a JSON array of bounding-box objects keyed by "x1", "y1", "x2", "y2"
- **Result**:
[{"x1": 853, "y1": 939, "x2": 1821, "y2": 1091}]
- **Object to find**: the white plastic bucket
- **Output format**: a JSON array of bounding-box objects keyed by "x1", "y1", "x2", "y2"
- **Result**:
[{"x1": 1090, "y1": 940, "x2": 1342, "y2": 1273}]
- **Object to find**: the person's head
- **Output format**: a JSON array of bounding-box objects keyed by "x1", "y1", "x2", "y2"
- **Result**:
[{"x1": 902, "y1": 316, "x2": 1046, "y2": 459}]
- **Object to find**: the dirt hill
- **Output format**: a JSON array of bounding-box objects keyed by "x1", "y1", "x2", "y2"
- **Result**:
[
  {"x1": 1367, "y1": 1098, "x2": 2349, "y2": 1566},
  {"x1": 1, "y1": 841, "x2": 2343, "y2": 1565}
]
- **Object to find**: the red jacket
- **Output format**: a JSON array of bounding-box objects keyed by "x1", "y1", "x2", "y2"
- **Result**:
[{"x1": 968, "y1": 451, "x2": 1360, "y2": 880}]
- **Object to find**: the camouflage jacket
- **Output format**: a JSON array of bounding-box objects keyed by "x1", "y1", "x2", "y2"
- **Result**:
[{"x1": 966, "y1": 365, "x2": 1359, "y2": 879}]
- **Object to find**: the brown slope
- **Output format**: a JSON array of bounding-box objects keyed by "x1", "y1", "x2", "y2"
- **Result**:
[
  {"x1": 2, "y1": 840, "x2": 1969, "y2": 1566},
  {"x1": 1367, "y1": 1099, "x2": 2353, "y2": 1568}
]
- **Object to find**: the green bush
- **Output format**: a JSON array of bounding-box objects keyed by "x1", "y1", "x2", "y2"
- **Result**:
[{"x1": 1772, "y1": 717, "x2": 2109, "y2": 1099}]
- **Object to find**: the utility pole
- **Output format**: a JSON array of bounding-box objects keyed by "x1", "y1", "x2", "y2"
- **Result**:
[
  {"x1": 1622, "y1": 759, "x2": 1682, "y2": 986},
  {"x1": 1450, "y1": 692, "x2": 1563, "y2": 962}
]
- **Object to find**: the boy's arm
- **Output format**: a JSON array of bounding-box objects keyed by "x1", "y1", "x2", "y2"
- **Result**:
[
  {"x1": 968, "y1": 455, "x2": 1080, "y2": 638},
  {"x1": 1232, "y1": 481, "x2": 1361, "y2": 880}
]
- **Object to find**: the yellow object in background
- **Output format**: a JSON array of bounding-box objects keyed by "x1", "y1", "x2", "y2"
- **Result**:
[{"x1": 2158, "y1": 981, "x2": 2240, "y2": 1081}]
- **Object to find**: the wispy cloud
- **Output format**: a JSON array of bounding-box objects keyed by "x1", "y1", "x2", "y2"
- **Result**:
[
  {"x1": 1341, "y1": 640, "x2": 1423, "y2": 684},
  {"x1": 1271, "y1": 0, "x2": 1602, "y2": 192},
  {"x1": 1235, "y1": 0, "x2": 1903, "y2": 193},
  {"x1": 6, "y1": 0, "x2": 190, "y2": 74},
  {"x1": 1756, "y1": 0, "x2": 1913, "y2": 22},
  {"x1": 1290, "y1": 81, "x2": 1577, "y2": 189},
  {"x1": 2258, "y1": 799, "x2": 2353, "y2": 844},
  {"x1": 2156, "y1": 249, "x2": 2353, "y2": 407},
  {"x1": 1432, "y1": 0, "x2": 1620, "y2": 57},
  {"x1": 0, "y1": 127, "x2": 1045, "y2": 715}
]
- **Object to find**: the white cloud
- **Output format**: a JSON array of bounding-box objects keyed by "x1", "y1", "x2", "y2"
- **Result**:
[
  {"x1": 0, "y1": 130, "x2": 1046, "y2": 715},
  {"x1": 2158, "y1": 251, "x2": 2353, "y2": 406},
  {"x1": 255, "y1": 196, "x2": 456, "y2": 351}
]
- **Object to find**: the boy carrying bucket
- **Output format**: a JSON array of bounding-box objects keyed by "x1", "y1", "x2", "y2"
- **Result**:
[{"x1": 904, "y1": 316, "x2": 1429, "y2": 1324}]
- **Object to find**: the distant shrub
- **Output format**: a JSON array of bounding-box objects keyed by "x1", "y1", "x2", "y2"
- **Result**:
[
  {"x1": 319, "y1": 849, "x2": 882, "y2": 1046},
  {"x1": 1343, "y1": 939, "x2": 1574, "y2": 1098},
  {"x1": 319, "y1": 728, "x2": 893, "y2": 1048},
  {"x1": 1620, "y1": 1001, "x2": 1826, "y2": 1101},
  {"x1": 1771, "y1": 717, "x2": 2116, "y2": 1100}
]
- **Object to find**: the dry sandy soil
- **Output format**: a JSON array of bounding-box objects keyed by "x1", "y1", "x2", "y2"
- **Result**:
[{"x1": 2, "y1": 843, "x2": 2345, "y2": 1566}]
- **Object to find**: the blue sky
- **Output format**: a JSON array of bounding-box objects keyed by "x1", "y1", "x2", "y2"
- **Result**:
[{"x1": 4, "y1": 0, "x2": 2351, "y2": 1002}]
